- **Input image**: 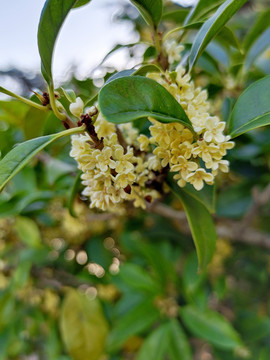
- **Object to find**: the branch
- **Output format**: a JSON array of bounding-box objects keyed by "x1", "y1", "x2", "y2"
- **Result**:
[
  {"x1": 241, "y1": 183, "x2": 270, "y2": 227},
  {"x1": 148, "y1": 202, "x2": 270, "y2": 250},
  {"x1": 31, "y1": 266, "x2": 91, "y2": 291}
]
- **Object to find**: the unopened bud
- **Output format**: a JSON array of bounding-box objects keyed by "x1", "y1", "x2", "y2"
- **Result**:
[{"x1": 69, "y1": 97, "x2": 84, "y2": 118}]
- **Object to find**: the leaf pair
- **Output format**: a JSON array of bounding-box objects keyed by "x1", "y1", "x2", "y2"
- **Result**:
[{"x1": 188, "y1": 0, "x2": 248, "y2": 70}]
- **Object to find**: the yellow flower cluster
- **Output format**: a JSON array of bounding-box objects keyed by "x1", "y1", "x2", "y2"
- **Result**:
[
  {"x1": 70, "y1": 115, "x2": 160, "y2": 212},
  {"x1": 69, "y1": 45, "x2": 234, "y2": 211},
  {"x1": 146, "y1": 66, "x2": 234, "y2": 191}
]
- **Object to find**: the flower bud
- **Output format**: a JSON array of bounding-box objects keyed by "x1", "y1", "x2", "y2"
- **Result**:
[{"x1": 69, "y1": 97, "x2": 84, "y2": 118}]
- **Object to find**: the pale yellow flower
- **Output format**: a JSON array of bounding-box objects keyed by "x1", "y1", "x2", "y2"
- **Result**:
[
  {"x1": 171, "y1": 156, "x2": 198, "y2": 180},
  {"x1": 186, "y1": 169, "x2": 214, "y2": 190},
  {"x1": 164, "y1": 40, "x2": 184, "y2": 64},
  {"x1": 153, "y1": 147, "x2": 171, "y2": 167},
  {"x1": 94, "y1": 116, "x2": 116, "y2": 139},
  {"x1": 96, "y1": 147, "x2": 116, "y2": 172},
  {"x1": 203, "y1": 117, "x2": 226, "y2": 143},
  {"x1": 148, "y1": 155, "x2": 162, "y2": 171},
  {"x1": 206, "y1": 159, "x2": 229, "y2": 176},
  {"x1": 113, "y1": 145, "x2": 134, "y2": 174},
  {"x1": 114, "y1": 172, "x2": 136, "y2": 189},
  {"x1": 137, "y1": 134, "x2": 150, "y2": 151},
  {"x1": 192, "y1": 140, "x2": 219, "y2": 163}
]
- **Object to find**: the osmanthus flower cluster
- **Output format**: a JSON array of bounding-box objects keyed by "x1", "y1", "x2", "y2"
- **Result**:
[
  {"x1": 70, "y1": 106, "x2": 161, "y2": 212},
  {"x1": 69, "y1": 44, "x2": 234, "y2": 212}
]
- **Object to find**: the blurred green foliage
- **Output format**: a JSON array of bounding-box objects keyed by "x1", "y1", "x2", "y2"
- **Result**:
[{"x1": 0, "y1": 0, "x2": 270, "y2": 359}]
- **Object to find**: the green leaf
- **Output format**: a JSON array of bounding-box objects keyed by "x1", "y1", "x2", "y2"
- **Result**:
[
  {"x1": 68, "y1": 171, "x2": 82, "y2": 217},
  {"x1": 0, "y1": 100, "x2": 29, "y2": 126},
  {"x1": 38, "y1": 0, "x2": 78, "y2": 84},
  {"x1": 106, "y1": 70, "x2": 136, "y2": 85},
  {"x1": 99, "y1": 76, "x2": 193, "y2": 131},
  {"x1": 183, "y1": 182, "x2": 216, "y2": 213},
  {"x1": 181, "y1": 305, "x2": 243, "y2": 350},
  {"x1": 244, "y1": 28, "x2": 270, "y2": 71},
  {"x1": 106, "y1": 299, "x2": 160, "y2": 352},
  {"x1": 14, "y1": 216, "x2": 42, "y2": 248},
  {"x1": 237, "y1": 312, "x2": 270, "y2": 342},
  {"x1": 165, "y1": 23, "x2": 239, "y2": 51},
  {"x1": 137, "y1": 323, "x2": 169, "y2": 360},
  {"x1": 184, "y1": 0, "x2": 224, "y2": 25},
  {"x1": 130, "y1": 0, "x2": 163, "y2": 27},
  {"x1": 0, "y1": 126, "x2": 84, "y2": 192},
  {"x1": 133, "y1": 64, "x2": 162, "y2": 76},
  {"x1": 0, "y1": 88, "x2": 46, "y2": 113},
  {"x1": 229, "y1": 75, "x2": 270, "y2": 138},
  {"x1": 105, "y1": 64, "x2": 161, "y2": 84},
  {"x1": 189, "y1": 0, "x2": 248, "y2": 70},
  {"x1": 167, "y1": 319, "x2": 192, "y2": 360},
  {"x1": 59, "y1": 88, "x2": 77, "y2": 103},
  {"x1": 243, "y1": 8, "x2": 270, "y2": 52},
  {"x1": 168, "y1": 170, "x2": 215, "y2": 212},
  {"x1": 118, "y1": 263, "x2": 162, "y2": 295},
  {"x1": 23, "y1": 107, "x2": 48, "y2": 140},
  {"x1": 72, "y1": 0, "x2": 91, "y2": 8},
  {"x1": 162, "y1": 9, "x2": 189, "y2": 24},
  {"x1": 167, "y1": 178, "x2": 216, "y2": 270},
  {"x1": 60, "y1": 289, "x2": 108, "y2": 360},
  {"x1": 182, "y1": 253, "x2": 207, "y2": 300}
]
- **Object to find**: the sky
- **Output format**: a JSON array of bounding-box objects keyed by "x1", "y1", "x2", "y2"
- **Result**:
[
  {"x1": 0, "y1": 0, "x2": 197, "y2": 84},
  {"x1": 0, "y1": 0, "x2": 138, "y2": 82}
]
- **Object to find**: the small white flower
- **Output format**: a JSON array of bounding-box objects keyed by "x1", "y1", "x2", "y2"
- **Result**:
[
  {"x1": 69, "y1": 97, "x2": 84, "y2": 118},
  {"x1": 203, "y1": 117, "x2": 226, "y2": 143},
  {"x1": 186, "y1": 169, "x2": 214, "y2": 191},
  {"x1": 164, "y1": 40, "x2": 184, "y2": 64}
]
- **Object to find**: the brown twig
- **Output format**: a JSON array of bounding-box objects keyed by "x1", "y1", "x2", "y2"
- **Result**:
[{"x1": 147, "y1": 202, "x2": 270, "y2": 250}]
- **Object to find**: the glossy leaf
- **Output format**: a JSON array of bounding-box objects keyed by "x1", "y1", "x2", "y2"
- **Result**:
[
  {"x1": 137, "y1": 323, "x2": 169, "y2": 360},
  {"x1": 38, "y1": 0, "x2": 78, "y2": 84},
  {"x1": 0, "y1": 126, "x2": 84, "y2": 192},
  {"x1": 244, "y1": 28, "x2": 270, "y2": 71},
  {"x1": 229, "y1": 75, "x2": 270, "y2": 137},
  {"x1": 99, "y1": 76, "x2": 193, "y2": 131},
  {"x1": 184, "y1": 0, "x2": 224, "y2": 25},
  {"x1": 106, "y1": 299, "x2": 160, "y2": 352},
  {"x1": 181, "y1": 305, "x2": 243, "y2": 349},
  {"x1": 167, "y1": 177, "x2": 216, "y2": 270},
  {"x1": 189, "y1": 0, "x2": 248, "y2": 70},
  {"x1": 167, "y1": 319, "x2": 192, "y2": 360},
  {"x1": 60, "y1": 289, "x2": 108, "y2": 360},
  {"x1": 130, "y1": 0, "x2": 163, "y2": 27},
  {"x1": 243, "y1": 8, "x2": 270, "y2": 51}
]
